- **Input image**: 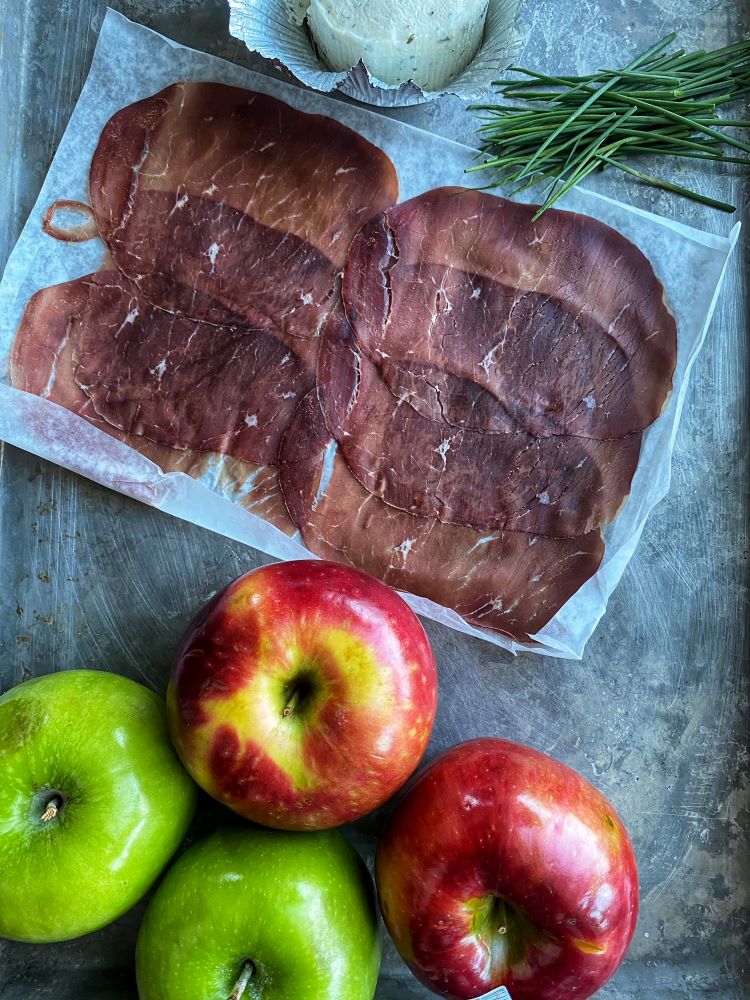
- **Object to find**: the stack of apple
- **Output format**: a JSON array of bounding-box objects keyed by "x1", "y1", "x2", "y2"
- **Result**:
[{"x1": 0, "y1": 560, "x2": 639, "y2": 1000}]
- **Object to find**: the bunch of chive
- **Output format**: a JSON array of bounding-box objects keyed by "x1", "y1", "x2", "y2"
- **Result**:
[{"x1": 469, "y1": 34, "x2": 750, "y2": 219}]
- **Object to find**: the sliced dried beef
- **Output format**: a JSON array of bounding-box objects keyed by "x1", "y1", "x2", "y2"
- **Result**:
[
  {"x1": 13, "y1": 90, "x2": 672, "y2": 638},
  {"x1": 10, "y1": 273, "x2": 296, "y2": 533},
  {"x1": 279, "y1": 392, "x2": 604, "y2": 642},
  {"x1": 317, "y1": 304, "x2": 641, "y2": 538},
  {"x1": 68, "y1": 271, "x2": 312, "y2": 466},
  {"x1": 11, "y1": 275, "x2": 206, "y2": 477},
  {"x1": 343, "y1": 187, "x2": 676, "y2": 439},
  {"x1": 89, "y1": 83, "x2": 399, "y2": 337}
]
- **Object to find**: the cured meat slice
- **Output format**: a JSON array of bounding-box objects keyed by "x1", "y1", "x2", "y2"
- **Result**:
[
  {"x1": 69, "y1": 271, "x2": 312, "y2": 466},
  {"x1": 279, "y1": 392, "x2": 604, "y2": 642},
  {"x1": 10, "y1": 274, "x2": 296, "y2": 533},
  {"x1": 343, "y1": 187, "x2": 677, "y2": 439},
  {"x1": 89, "y1": 189, "x2": 337, "y2": 341},
  {"x1": 317, "y1": 305, "x2": 641, "y2": 538},
  {"x1": 209, "y1": 457, "x2": 293, "y2": 532},
  {"x1": 89, "y1": 83, "x2": 399, "y2": 337},
  {"x1": 11, "y1": 275, "x2": 207, "y2": 477}
]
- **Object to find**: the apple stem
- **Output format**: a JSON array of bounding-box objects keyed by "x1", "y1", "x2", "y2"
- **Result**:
[
  {"x1": 228, "y1": 960, "x2": 255, "y2": 1000},
  {"x1": 41, "y1": 796, "x2": 62, "y2": 823},
  {"x1": 283, "y1": 687, "x2": 303, "y2": 717}
]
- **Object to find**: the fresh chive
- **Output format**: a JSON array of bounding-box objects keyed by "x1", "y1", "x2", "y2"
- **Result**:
[
  {"x1": 598, "y1": 155, "x2": 738, "y2": 210},
  {"x1": 469, "y1": 34, "x2": 749, "y2": 215}
]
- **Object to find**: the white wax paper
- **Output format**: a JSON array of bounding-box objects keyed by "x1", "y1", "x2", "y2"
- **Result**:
[{"x1": 0, "y1": 10, "x2": 739, "y2": 658}]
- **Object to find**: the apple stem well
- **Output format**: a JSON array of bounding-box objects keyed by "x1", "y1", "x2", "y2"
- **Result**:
[{"x1": 228, "y1": 960, "x2": 255, "y2": 1000}]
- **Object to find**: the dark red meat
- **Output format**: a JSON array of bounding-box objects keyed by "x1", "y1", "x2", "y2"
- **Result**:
[
  {"x1": 279, "y1": 392, "x2": 604, "y2": 642},
  {"x1": 89, "y1": 83, "x2": 399, "y2": 338},
  {"x1": 12, "y1": 275, "x2": 204, "y2": 476},
  {"x1": 317, "y1": 304, "x2": 641, "y2": 538},
  {"x1": 68, "y1": 271, "x2": 312, "y2": 467},
  {"x1": 344, "y1": 187, "x2": 676, "y2": 439},
  {"x1": 11, "y1": 273, "x2": 295, "y2": 533}
]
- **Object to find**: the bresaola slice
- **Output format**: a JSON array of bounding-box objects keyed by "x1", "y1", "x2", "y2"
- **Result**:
[
  {"x1": 69, "y1": 272, "x2": 312, "y2": 466},
  {"x1": 11, "y1": 275, "x2": 208, "y2": 479},
  {"x1": 89, "y1": 189, "x2": 337, "y2": 342},
  {"x1": 89, "y1": 83, "x2": 399, "y2": 337},
  {"x1": 11, "y1": 273, "x2": 295, "y2": 533},
  {"x1": 279, "y1": 392, "x2": 604, "y2": 642},
  {"x1": 343, "y1": 187, "x2": 677, "y2": 439},
  {"x1": 317, "y1": 305, "x2": 641, "y2": 538}
]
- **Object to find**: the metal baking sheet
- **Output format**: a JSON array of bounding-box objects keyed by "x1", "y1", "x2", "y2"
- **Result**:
[{"x1": 0, "y1": 1, "x2": 747, "y2": 998}]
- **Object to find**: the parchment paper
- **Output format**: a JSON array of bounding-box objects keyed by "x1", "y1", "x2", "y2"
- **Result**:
[{"x1": 0, "y1": 9, "x2": 739, "y2": 658}]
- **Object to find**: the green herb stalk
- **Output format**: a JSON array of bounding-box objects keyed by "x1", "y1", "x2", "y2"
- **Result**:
[{"x1": 468, "y1": 34, "x2": 750, "y2": 218}]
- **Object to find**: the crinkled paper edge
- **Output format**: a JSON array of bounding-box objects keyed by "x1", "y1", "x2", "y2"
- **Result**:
[{"x1": 227, "y1": 0, "x2": 522, "y2": 106}]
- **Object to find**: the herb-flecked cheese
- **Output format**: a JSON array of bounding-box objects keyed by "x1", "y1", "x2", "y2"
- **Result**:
[{"x1": 307, "y1": 0, "x2": 489, "y2": 90}]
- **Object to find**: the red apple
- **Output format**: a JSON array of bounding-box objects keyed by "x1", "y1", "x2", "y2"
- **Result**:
[
  {"x1": 167, "y1": 560, "x2": 437, "y2": 831},
  {"x1": 376, "y1": 738, "x2": 638, "y2": 1000}
]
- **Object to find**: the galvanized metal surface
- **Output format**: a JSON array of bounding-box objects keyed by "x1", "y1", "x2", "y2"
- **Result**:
[{"x1": 0, "y1": 0, "x2": 747, "y2": 997}]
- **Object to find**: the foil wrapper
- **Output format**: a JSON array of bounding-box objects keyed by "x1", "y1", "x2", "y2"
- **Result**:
[{"x1": 227, "y1": 0, "x2": 522, "y2": 106}]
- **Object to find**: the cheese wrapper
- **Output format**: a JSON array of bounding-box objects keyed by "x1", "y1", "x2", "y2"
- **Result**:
[{"x1": 227, "y1": 0, "x2": 522, "y2": 106}]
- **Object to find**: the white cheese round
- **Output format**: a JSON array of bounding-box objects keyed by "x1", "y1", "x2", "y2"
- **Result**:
[{"x1": 306, "y1": 0, "x2": 490, "y2": 91}]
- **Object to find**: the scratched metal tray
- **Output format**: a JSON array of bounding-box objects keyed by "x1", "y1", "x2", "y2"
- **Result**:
[{"x1": 0, "y1": 1, "x2": 748, "y2": 998}]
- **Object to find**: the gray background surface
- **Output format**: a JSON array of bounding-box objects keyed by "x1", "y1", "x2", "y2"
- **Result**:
[{"x1": 0, "y1": 0, "x2": 747, "y2": 997}]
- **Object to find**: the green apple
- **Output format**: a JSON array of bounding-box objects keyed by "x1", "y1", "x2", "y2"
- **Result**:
[
  {"x1": 0, "y1": 669, "x2": 197, "y2": 942},
  {"x1": 136, "y1": 826, "x2": 381, "y2": 1000}
]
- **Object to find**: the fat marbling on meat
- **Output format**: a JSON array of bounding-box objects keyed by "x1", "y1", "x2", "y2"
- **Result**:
[
  {"x1": 279, "y1": 392, "x2": 605, "y2": 643},
  {"x1": 12, "y1": 274, "x2": 206, "y2": 477},
  {"x1": 317, "y1": 303, "x2": 642, "y2": 538},
  {"x1": 344, "y1": 187, "x2": 677, "y2": 439},
  {"x1": 68, "y1": 271, "x2": 312, "y2": 467},
  {"x1": 11, "y1": 273, "x2": 295, "y2": 532},
  {"x1": 89, "y1": 83, "x2": 399, "y2": 339},
  {"x1": 13, "y1": 88, "x2": 672, "y2": 640}
]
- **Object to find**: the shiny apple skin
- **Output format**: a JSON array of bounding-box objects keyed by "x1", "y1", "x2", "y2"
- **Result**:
[
  {"x1": 136, "y1": 826, "x2": 381, "y2": 1000},
  {"x1": 167, "y1": 560, "x2": 438, "y2": 831},
  {"x1": 375, "y1": 738, "x2": 639, "y2": 1000},
  {"x1": 0, "y1": 670, "x2": 197, "y2": 943}
]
